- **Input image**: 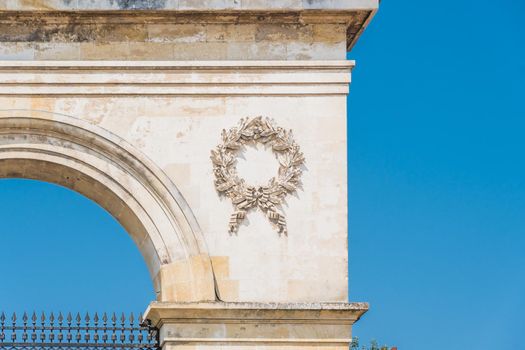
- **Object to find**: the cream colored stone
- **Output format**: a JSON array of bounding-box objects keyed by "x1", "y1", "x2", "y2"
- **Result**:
[
  {"x1": 145, "y1": 301, "x2": 367, "y2": 349},
  {"x1": 80, "y1": 43, "x2": 130, "y2": 60},
  {"x1": 173, "y1": 42, "x2": 229, "y2": 60},
  {"x1": 128, "y1": 42, "x2": 175, "y2": 60},
  {"x1": 0, "y1": 7, "x2": 377, "y2": 59},
  {"x1": 287, "y1": 42, "x2": 348, "y2": 60},
  {"x1": 0, "y1": 2, "x2": 380, "y2": 346},
  {"x1": 313, "y1": 24, "x2": 348, "y2": 44},
  {"x1": 205, "y1": 24, "x2": 257, "y2": 42},
  {"x1": 215, "y1": 279, "x2": 239, "y2": 300},
  {"x1": 0, "y1": 76, "x2": 353, "y2": 303},
  {"x1": 0, "y1": 43, "x2": 34, "y2": 59},
  {"x1": 34, "y1": 43, "x2": 80, "y2": 60},
  {"x1": 210, "y1": 256, "x2": 230, "y2": 279},
  {"x1": 147, "y1": 24, "x2": 206, "y2": 43},
  {"x1": 0, "y1": 109, "x2": 216, "y2": 302},
  {"x1": 226, "y1": 42, "x2": 287, "y2": 60}
]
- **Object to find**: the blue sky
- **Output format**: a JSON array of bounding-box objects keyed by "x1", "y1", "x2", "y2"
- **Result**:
[
  {"x1": 0, "y1": 1, "x2": 523, "y2": 349},
  {"x1": 348, "y1": 0, "x2": 524, "y2": 348},
  {"x1": 0, "y1": 179, "x2": 154, "y2": 312}
]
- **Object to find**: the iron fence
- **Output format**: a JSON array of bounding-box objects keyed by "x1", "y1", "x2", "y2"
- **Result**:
[{"x1": 0, "y1": 312, "x2": 158, "y2": 350}]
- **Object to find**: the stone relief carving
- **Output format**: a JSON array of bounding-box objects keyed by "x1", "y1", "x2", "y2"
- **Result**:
[{"x1": 211, "y1": 116, "x2": 305, "y2": 235}]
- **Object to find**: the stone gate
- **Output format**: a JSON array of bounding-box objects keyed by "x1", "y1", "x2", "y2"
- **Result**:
[{"x1": 0, "y1": 1, "x2": 378, "y2": 349}]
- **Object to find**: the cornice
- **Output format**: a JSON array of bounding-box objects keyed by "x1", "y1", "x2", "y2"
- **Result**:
[
  {"x1": 144, "y1": 301, "x2": 369, "y2": 327},
  {"x1": 0, "y1": 7, "x2": 377, "y2": 50}
]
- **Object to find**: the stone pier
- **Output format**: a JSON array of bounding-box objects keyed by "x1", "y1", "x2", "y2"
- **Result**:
[{"x1": 0, "y1": 1, "x2": 378, "y2": 348}]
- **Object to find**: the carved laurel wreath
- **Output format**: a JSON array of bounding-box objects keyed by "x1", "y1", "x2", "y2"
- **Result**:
[{"x1": 211, "y1": 116, "x2": 305, "y2": 235}]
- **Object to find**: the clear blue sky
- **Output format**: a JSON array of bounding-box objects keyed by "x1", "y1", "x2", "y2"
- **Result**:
[
  {"x1": 348, "y1": 0, "x2": 524, "y2": 348},
  {"x1": 0, "y1": 1, "x2": 523, "y2": 349}
]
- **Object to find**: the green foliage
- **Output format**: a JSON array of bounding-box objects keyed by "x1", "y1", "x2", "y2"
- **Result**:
[{"x1": 351, "y1": 337, "x2": 393, "y2": 350}]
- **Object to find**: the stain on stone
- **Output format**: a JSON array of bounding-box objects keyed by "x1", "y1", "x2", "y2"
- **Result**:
[
  {"x1": 112, "y1": 0, "x2": 167, "y2": 10},
  {"x1": 0, "y1": 21, "x2": 149, "y2": 43},
  {"x1": 346, "y1": 11, "x2": 369, "y2": 49},
  {"x1": 255, "y1": 24, "x2": 300, "y2": 42},
  {"x1": 303, "y1": 0, "x2": 322, "y2": 8},
  {"x1": 0, "y1": 20, "x2": 91, "y2": 42},
  {"x1": 27, "y1": 24, "x2": 98, "y2": 42}
]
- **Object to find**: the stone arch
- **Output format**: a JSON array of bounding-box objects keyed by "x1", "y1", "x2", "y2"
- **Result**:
[{"x1": 0, "y1": 109, "x2": 216, "y2": 302}]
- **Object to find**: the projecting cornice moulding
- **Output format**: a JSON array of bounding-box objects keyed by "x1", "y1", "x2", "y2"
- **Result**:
[{"x1": 0, "y1": 1, "x2": 378, "y2": 49}]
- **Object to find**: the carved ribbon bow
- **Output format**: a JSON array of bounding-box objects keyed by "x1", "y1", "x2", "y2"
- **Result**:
[
  {"x1": 211, "y1": 116, "x2": 304, "y2": 235},
  {"x1": 229, "y1": 185, "x2": 287, "y2": 235}
]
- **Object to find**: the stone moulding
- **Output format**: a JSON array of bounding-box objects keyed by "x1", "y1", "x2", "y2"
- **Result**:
[
  {"x1": 0, "y1": 60, "x2": 354, "y2": 96},
  {"x1": 0, "y1": 2, "x2": 379, "y2": 50},
  {"x1": 144, "y1": 301, "x2": 369, "y2": 346},
  {"x1": 0, "y1": 109, "x2": 215, "y2": 302},
  {"x1": 211, "y1": 116, "x2": 305, "y2": 235}
]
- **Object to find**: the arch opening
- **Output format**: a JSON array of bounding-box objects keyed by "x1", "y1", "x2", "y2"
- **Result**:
[
  {"x1": 0, "y1": 109, "x2": 216, "y2": 303},
  {"x1": 0, "y1": 178, "x2": 155, "y2": 311}
]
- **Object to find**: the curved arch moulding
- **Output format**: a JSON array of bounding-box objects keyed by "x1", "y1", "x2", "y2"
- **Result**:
[{"x1": 0, "y1": 109, "x2": 216, "y2": 302}]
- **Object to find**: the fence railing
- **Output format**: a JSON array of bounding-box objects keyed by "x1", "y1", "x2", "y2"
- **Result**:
[{"x1": 0, "y1": 312, "x2": 159, "y2": 350}]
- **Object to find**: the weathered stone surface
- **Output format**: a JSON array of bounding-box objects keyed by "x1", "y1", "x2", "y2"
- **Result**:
[
  {"x1": 0, "y1": 109, "x2": 216, "y2": 303},
  {"x1": 0, "y1": 19, "x2": 351, "y2": 60},
  {"x1": 0, "y1": 3, "x2": 377, "y2": 56},
  {"x1": 0, "y1": 33, "x2": 344, "y2": 61},
  {"x1": 0, "y1": 0, "x2": 378, "y2": 11},
  {"x1": 0, "y1": 2, "x2": 379, "y2": 347},
  {"x1": 0, "y1": 60, "x2": 353, "y2": 303},
  {"x1": 144, "y1": 301, "x2": 368, "y2": 349}
]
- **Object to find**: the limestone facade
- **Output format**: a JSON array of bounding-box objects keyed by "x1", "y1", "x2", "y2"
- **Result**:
[
  {"x1": 0, "y1": 1, "x2": 375, "y2": 59},
  {"x1": 0, "y1": 1, "x2": 378, "y2": 348}
]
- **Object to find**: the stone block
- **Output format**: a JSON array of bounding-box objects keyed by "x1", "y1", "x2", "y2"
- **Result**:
[
  {"x1": 226, "y1": 42, "x2": 287, "y2": 60},
  {"x1": 144, "y1": 302, "x2": 368, "y2": 349},
  {"x1": 0, "y1": 42, "x2": 34, "y2": 59},
  {"x1": 147, "y1": 24, "x2": 206, "y2": 43},
  {"x1": 173, "y1": 42, "x2": 229, "y2": 60},
  {"x1": 34, "y1": 43, "x2": 80, "y2": 60},
  {"x1": 205, "y1": 24, "x2": 257, "y2": 42},
  {"x1": 128, "y1": 42, "x2": 175, "y2": 60},
  {"x1": 313, "y1": 23, "x2": 348, "y2": 43},
  {"x1": 0, "y1": 0, "x2": 378, "y2": 338},
  {"x1": 79, "y1": 42, "x2": 129, "y2": 59}
]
